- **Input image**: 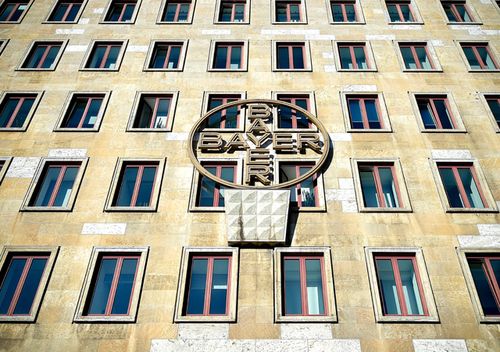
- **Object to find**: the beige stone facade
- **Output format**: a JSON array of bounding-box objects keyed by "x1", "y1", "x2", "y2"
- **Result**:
[{"x1": 0, "y1": 0, "x2": 499, "y2": 350}]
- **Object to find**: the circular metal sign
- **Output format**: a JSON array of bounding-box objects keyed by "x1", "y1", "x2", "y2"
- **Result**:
[{"x1": 188, "y1": 99, "x2": 330, "y2": 190}]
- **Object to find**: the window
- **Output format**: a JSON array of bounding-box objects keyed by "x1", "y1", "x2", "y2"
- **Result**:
[
  {"x1": 442, "y1": 1, "x2": 474, "y2": 22},
  {"x1": 20, "y1": 41, "x2": 65, "y2": 70},
  {"x1": 47, "y1": 0, "x2": 84, "y2": 22},
  {"x1": 275, "y1": 94, "x2": 311, "y2": 129},
  {"x1": 21, "y1": 158, "x2": 88, "y2": 211},
  {"x1": 274, "y1": 42, "x2": 310, "y2": 71},
  {"x1": 0, "y1": 246, "x2": 58, "y2": 322},
  {"x1": 274, "y1": 0, "x2": 304, "y2": 23},
  {"x1": 337, "y1": 42, "x2": 373, "y2": 70},
  {"x1": 159, "y1": 0, "x2": 192, "y2": 23},
  {"x1": 102, "y1": 0, "x2": 138, "y2": 23},
  {"x1": 461, "y1": 43, "x2": 498, "y2": 71},
  {"x1": 399, "y1": 43, "x2": 434, "y2": 70},
  {"x1": 216, "y1": 0, "x2": 246, "y2": 23},
  {"x1": 415, "y1": 95, "x2": 459, "y2": 130},
  {"x1": 145, "y1": 41, "x2": 186, "y2": 71},
  {"x1": 0, "y1": 157, "x2": 11, "y2": 184},
  {"x1": 128, "y1": 92, "x2": 177, "y2": 131},
  {"x1": 175, "y1": 247, "x2": 238, "y2": 322},
  {"x1": 0, "y1": 0, "x2": 29, "y2": 22},
  {"x1": 56, "y1": 93, "x2": 109, "y2": 131},
  {"x1": 205, "y1": 94, "x2": 242, "y2": 129},
  {"x1": 74, "y1": 247, "x2": 148, "y2": 322},
  {"x1": 365, "y1": 247, "x2": 439, "y2": 322},
  {"x1": 346, "y1": 95, "x2": 384, "y2": 130},
  {"x1": 210, "y1": 42, "x2": 245, "y2": 71},
  {"x1": 274, "y1": 247, "x2": 336, "y2": 322},
  {"x1": 105, "y1": 159, "x2": 164, "y2": 211},
  {"x1": 0, "y1": 92, "x2": 41, "y2": 131},
  {"x1": 82, "y1": 41, "x2": 126, "y2": 70},
  {"x1": 483, "y1": 94, "x2": 500, "y2": 131},
  {"x1": 196, "y1": 162, "x2": 236, "y2": 208},
  {"x1": 329, "y1": 0, "x2": 357, "y2": 22},
  {"x1": 279, "y1": 163, "x2": 319, "y2": 208},
  {"x1": 386, "y1": 1, "x2": 416, "y2": 22}
]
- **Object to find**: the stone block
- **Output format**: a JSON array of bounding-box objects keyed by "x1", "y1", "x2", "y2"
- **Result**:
[
  {"x1": 413, "y1": 339, "x2": 468, "y2": 352},
  {"x1": 5, "y1": 157, "x2": 41, "y2": 178},
  {"x1": 280, "y1": 324, "x2": 332, "y2": 340},
  {"x1": 81, "y1": 223, "x2": 127, "y2": 235}
]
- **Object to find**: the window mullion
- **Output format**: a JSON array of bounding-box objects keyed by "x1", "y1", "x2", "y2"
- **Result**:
[
  {"x1": 150, "y1": 98, "x2": 161, "y2": 128},
  {"x1": 119, "y1": 3, "x2": 128, "y2": 21},
  {"x1": 451, "y1": 166, "x2": 471, "y2": 208},
  {"x1": 99, "y1": 45, "x2": 111, "y2": 69},
  {"x1": 299, "y1": 258, "x2": 308, "y2": 315},
  {"x1": 428, "y1": 99, "x2": 443, "y2": 129},
  {"x1": 468, "y1": 166, "x2": 488, "y2": 207},
  {"x1": 47, "y1": 165, "x2": 67, "y2": 206},
  {"x1": 7, "y1": 257, "x2": 32, "y2": 315},
  {"x1": 130, "y1": 166, "x2": 145, "y2": 206},
  {"x1": 62, "y1": 4, "x2": 73, "y2": 21},
  {"x1": 396, "y1": 4, "x2": 404, "y2": 22},
  {"x1": 373, "y1": 166, "x2": 387, "y2": 208},
  {"x1": 78, "y1": 98, "x2": 93, "y2": 128},
  {"x1": 213, "y1": 165, "x2": 222, "y2": 206},
  {"x1": 410, "y1": 46, "x2": 422, "y2": 70},
  {"x1": 349, "y1": 46, "x2": 357, "y2": 69},
  {"x1": 359, "y1": 99, "x2": 370, "y2": 129},
  {"x1": 391, "y1": 258, "x2": 409, "y2": 316},
  {"x1": 341, "y1": 3, "x2": 347, "y2": 21},
  {"x1": 220, "y1": 98, "x2": 227, "y2": 129},
  {"x1": 105, "y1": 257, "x2": 123, "y2": 315},
  {"x1": 6, "y1": 97, "x2": 25, "y2": 128},
  {"x1": 288, "y1": 46, "x2": 294, "y2": 69},
  {"x1": 472, "y1": 47, "x2": 486, "y2": 69},
  {"x1": 36, "y1": 46, "x2": 50, "y2": 69},
  {"x1": 163, "y1": 45, "x2": 172, "y2": 69},
  {"x1": 203, "y1": 257, "x2": 214, "y2": 315}
]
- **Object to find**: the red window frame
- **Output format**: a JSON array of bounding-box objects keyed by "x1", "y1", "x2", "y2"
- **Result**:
[
  {"x1": 64, "y1": 95, "x2": 103, "y2": 128},
  {"x1": 374, "y1": 254, "x2": 429, "y2": 316},
  {"x1": 282, "y1": 254, "x2": 329, "y2": 316},
  {"x1": 0, "y1": 0, "x2": 28, "y2": 21},
  {"x1": 137, "y1": 95, "x2": 172, "y2": 128},
  {"x1": 347, "y1": 95, "x2": 384, "y2": 129},
  {"x1": 31, "y1": 163, "x2": 80, "y2": 207},
  {"x1": 466, "y1": 255, "x2": 500, "y2": 315},
  {"x1": 338, "y1": 44, "x2": 370, "y2": 69},
  {"x1": 185, "y1": 255, "x2": 232, "y2": 316},
  {"x1": 416, "y1": 96, "x2": 456, "y2": 129},
  {"x1": 399, "y1": 44, "x2": 434, "y2": 70},
  {"x1": 443, "y1": 1, "x2": 473, "y2": 22},
  {"x1": 207, "y1": 95, "x2": 241, "y2": 129},
  {"x1": 276, "y1": 95, "x2": 312, "y2": 129},
  {"x1": 485, "y1": 95, "x2": 500, "y2": 127},
  {"x1": 0, "y1": 95, "x2": 35, "y2": 128},
  {"x1": 87, "y1": 43, "x2": 122, "y2": 69},
  {"x1": 163, "y1": 0, "x2": 191, "y2": 22},
  {"x1": 275, "y1": 0, "x2": 302, "y2": 22},
  {"x1": 85, "y1": 254, "x2": 140, "y2": 316},
  {"x1": 105, "y1": 0, "x2": 136, "y2": 22},
  {"x1": 330, "y1": 0, "x2": 357, "y2": 22},
  {"x1": 0, "y1": 254, "x2": 49, "y2": 316},
  {"x1": 461, "y1": 44, "x2": 499, "y2": 70},
  {"x1": 114, "y1": 163, "x2": 159, "y2": 207},
  {"x1": 437, "y1": 163, "x2": 488, "y2": 208},
  {"x1": 386, "y1": 1, "x2": 416, "y2": 22},
  {"x1": 151, "y1": 43, "x2": 182, "y2": 69},
  {"x1": 49, "y1": 0, "x2": 82, "y2": 21},
  {"x1": 277, "y1": 43, "x2": 306, "y2": 69},
  {"x1": 358, "y1": 163, "x2": 403, "y2": 208},
  {"x1": 219, "y1": 0, "x2": 246, "y2": 22},
  {"x1": 197, "y1": 162, "x2": 237, "y2": 207},
  {"x1": 213, "y1": 43, "x2": 243, "y2": 69},
  {"x1": 23, "y1": 43, "x2": 61, "y2": 69}
]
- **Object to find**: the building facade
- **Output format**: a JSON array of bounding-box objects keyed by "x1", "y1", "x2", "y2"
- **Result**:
[{"x1": 0, "y1": 0, "x2": 499, "y2": 351}]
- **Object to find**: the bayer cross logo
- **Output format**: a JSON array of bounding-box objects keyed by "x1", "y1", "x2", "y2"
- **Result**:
[{"x1": 188, "y1": 99, "x2": 330, "y2": 189}]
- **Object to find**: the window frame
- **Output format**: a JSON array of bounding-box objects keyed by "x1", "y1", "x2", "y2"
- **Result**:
[
  {"x1": 100, "y1": 0, "x2": 141, "y2": 24},
  {"x1": 394, "y1": 41, "x2": 442, "y2": 72},
  {"x1": 0, "y1": 246, "x2": 59, "y2": 323},
  {"x1": 20, "y1": 157, "x2": 88, "y2": 212},
  {"x1": 208, "y1": 40, "x2": 248, "y2": 72},
  {"x1": 80, "y1": 40, "x2": 128, "y2": 71},
  {"x1": 126, "y1": 91, "x2": 178, "y2": 132},
  {"x1": 272, "y1": 91, "x2": 317, "y2": 132},
  {"x1": 54, "y1": 91, "x2": 110, "y2": 132},
  {"x1": 334, "y1": 41, "x2": 377, "y2": 72},
  {"x1": 44, "y1": 0, "x2": 87, "y2": 23},
  {"x1": 456, "y1": 248, "x2": 500, "y2": 323},
  {"x1": 0, "y1": 91, "x2": 43, "y2": 132},
  {"x1": 440, "y1": 0, "x2": 481, "y2": 24},
  {"x1": 73, "y1": 246, "x2": 148, "y2": 323},
  {"x1": 384, "y1": 0, "x2": 422, "y2": 24},
  {"x1": 365, "y1": 247, "x2": 439, "y2": 323},
  {"x1": 351, "y1": 158, "x2": 412, "y2": 212},
  {"x1": 326, "y1": 0, "x2": 365, "y2": 24},
  {"x1": 17, "y1": 40, "x2": 67, "y2": 71},
  {"x1": 200, "y1": 91, "x2": 246, "y2": 132},
  {"x1": 457, "y1": 41, "x2": 499, "y2": 72},
  {"x1": 340, "y1": 92, "x2": 392, "y2": 132},
  {"x1": 0, "y1": 156, "x2": 12, "y2": 185},
  {"x1": 271, "y1": 0, "x2": 307, "y2": 24},
  {"x1": 409, "y1": 92, "x2": 466, "y2": 132},
  {"x1": 157, "y1": 0, "x2": 195, "y2": 24},
  {"x1": 143, "y1": 40, "x2": 188, "y2": 72},
  {"x1": 479, "y1": 92, "x2": 500, "y2": 133},
  {"x1": 272, "y1": 40, "x2": 312, "y2": 72},
  {"x1": 188, "y1": 157, "x2": 242, "y2": 212},
  {"x1": 104, "y1": 157, "x2": 166, "y2": 212},
  {"x1": 214, "y1": 0, "x2": 249, "y2": 24},
  {"x1": 429, "y1": 158, "x2": 498, "y2": 213},
  {"x1": 174, "y1": 247, "x2": 239, "y2": 322},
  {"x1": 274, "y1": 247, "x2": 336, "y2": 323},
  {"x1": 0, "y1": 0, "x2": 33, "y2": 23}
]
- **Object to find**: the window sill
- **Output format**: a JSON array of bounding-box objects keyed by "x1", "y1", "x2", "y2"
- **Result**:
[
  {"x1": 420, "y1": 129, "x2": 466, "y2": 133},
  {"x1": 447, "y1": 22, "x2": 482, "y2": 26},
  {"x1": 0, "y1": 128, "x2": 28, "y2": 132},
  {"x1": 54, "y1": 128, "x2": 100, "y2": 132},
  {"x1": 16, "y1": 68, "x2": 57, "y2": 71},
  {"x1": 156, "y1": 20, "x2": 193, "y2": 25},
  {"x1": 74, "y1": 315, "x2": 136, "y2": 323},
  {"x1": 79, "y1": 68, "x2": 121, "y2": 72},
  {"x1": 189, "y1": 206, "x2": 225, "y2": 212},
  {"x1": 467, "y1": 69, "x2": 500, "y2": 73},
  {"x1": 214, "y1": 21, "x2": 250, "y2": 25},
  {"x1": 275, "y1": 315, "x2": 337, "y2": 323},
  {"x1": 143, "y1": 68, "x2": 184, "y2": 72},
  {"x1": 104, "y1": 206, "x2": 157, "y2": 212},
  {"x1": 208, "y1": 68, "x2": 247, "y2": 72},
  {"x1": 20, "y1": 206, "x2": 73, "y2": 212},
  {"x1": 126, "y1": 128, "x2": 172, "y2": 132},
  {"x1": 347, "y1": 128, "x2": 392, "y2": 133},
  {"x1": 42, "y1": 20, "x2": 80, "y2": 24},
  {"x1": 375, "y1": 315, "x2": 439, "y2": 323},
  {"x1": 174, "y1": 315, "x2": 236, "y2": 323},
  {"x1": 0, "y1": 20, "x2": 22, "y2": 24},
  {"x1": 359, "y1": 207, "x2": 412, "y2": 213},
  {"x1": 99, "y1": 20, "x2": 137, "y2": 25},
  {"x1": 478, "y1": 316, "x2": 500, "y2": 323},
  {"x1": 389, "y1": 21, "x2": 424, "y2": 25},
  {"x1": 291, "y1": 206, "x2": 326, "y2": 213},
  {"x1": 0, "y1": 315, "x2": 37, "y2": 323},
  {"x1": 402, "y1": 69, "x2": 443, "y2": 73},
  {"x1": 271, "y1": 21, "x2": 308, "y2": 25},
  {"x1": 273, "y1": 69, "x2": 312, "y2": 72},
  {"x1": 445, "y1": 207, "x2": 498, "y2": 213},
  {"x1": 329, "y1": 21, "x2": 365, "y2": 25},
  {"x1": 337, "y1": 68, "x2": 377, "y2": 72}
]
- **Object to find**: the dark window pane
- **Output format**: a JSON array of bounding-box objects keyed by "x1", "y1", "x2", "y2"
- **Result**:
[
  {"x1": 463, "y1": 47, "x2": 480, "y2": 69},
  {"x1": 339, "y1": 47, "x2": 352, "y2": 69},
  {"x1": 387, "y1": 4, "x2": 399, "y2": 21},
  {"x1": 360, "y1": 169, "x2": 379, "y2": 207},
  {"x1": 88, "y1": 46, "x2": 106, "y2": 68},
  {"x1": 289, "y1": 3, "x2": 300, "y2": 21},
  {"x1": 345, "y1": 4, "x2": 355, "y2": 21},
  {"x1": 219, "y1": 167, "x2": 234, "y2": 206},
  {"x1": 476, "y1": 46, "x2": 496, "y2": 69},
  {"x1": 277, "y1": 46, "x2": 290, "y2": 69},
  {"x1": 354, "y1": 46, "x2": 367, "y2": 69},
  {"x1": 433, "y1": 100, "x2": 453, "y2": 129},
  {"x1": 455, "y1": 4, "x2": 471, "y2": 21},
  {"x1": 154, "y1": 98, "x2": 170, "y2": 128},
  {"x1": 115, "y1": 166, "x2": 138, "y2": 206},
  {"x1": 82, "y1": 98, "x2": 102, "y2": 128},
  {"x1": 376, "y1": 259, "x2": 401, "y2": 315},
  {"x1": 468, "y1": 259, "x2": 500, "y2": 315},
  {"x1": 491, "y1": 260, "x2": 500, "y2": 287},
  {"x1": 25, "y1": 46, "x2": 45, "y2": 68},
  {"x1": 379, "y1": 167, "x2": 399, "y2": 208},
  {"x1": 220, "y1": 4, "x2": 232, "y2": 21},
  {"x1": 225, "y1": 105, "x2": 239, "y2": 128},
  {"x1": 33, "y1": 166, "x2": 61, "y2": 206},
  {"x1": 348, "y1": 100, "x2": 363, "y2": 129},
  {"x1": 284, "y1": 259, "x2": 302, "y2": 315},
  {"x1": 209, "y1": 259, "x2": 229, "y2": 314},
  {"x1": 414, "y1": 47, "x2": 431, "y2": 69},
  {"x1": 458, "y1": 168, "x2": 484, "y2": 208},
  {"x1": 365, "y1": 99, "x2": 381, "y2": 129},
  {"x1": 230, "y1": 46, "x2": 241, "y2": 69},
  {"x1": 292, "y1": 46, "x2": 304, "y2": 69},
  {"x1": 135, "y1": 166, "x2": 156, "y2": 206},
  {"x1": 400, "y1": 4, "x2": 413, "y2": 21},
  {"x1": 66, "y1": 3, "x2": 80, "y2": 20},
  {"x1": 234, "y1": 3, "x2": 244, "y2": 20},
  {"x1": 299, "y1": 166, "x2": 315, "y2": 207},
  {"x1": 178, "y1": 3, "x2": 189, "y2": 20},
  {"x1": 104, "y1": 46, "x2": 120, "y2": 68},
  {"x1": 397, "y1": 259, "x2": 424, "y2": 315},
  {"x1": 13, "y1": 258, "x2": 47, "y2": 315},
  {"x1": 152, "y1": 47, "x2": 168, "y2": 68},
  {"x1": 486, "y1": 99, "x2": 500, "y2": 126},
  {"x1": 65, "y1": 99, "x2": 86, "y2": 128},
  {"x1": 52, "y1": 166, "x2": 78, "y2": 207},
  {"x1": 106, "y1": 4, "x2": 122, "y2": 21},
  {"x1": 49, "y1": 3, "x2": 68, "y2": 21},
  {"x1": 11, "y1": 98, "x2": 34, "y2": 128},
  {"x1": 276, "y1": 3, "x2": 287, "y2": 21},
  {"x1": 168, "y1": 46, "x2": 181, "y2": 69},
  {"x1": 0, "y1": 258, "x2": 26, "y2": 314},
  {"x1": 122, "y1": 3, "x2": 135, "y2": 21},
  {"x1": 443, "y1": 4, "x2": 457, "y2": 21},
  {"x1": 41, "y1": 46, "x2": 60, "y2": 68},
  {"x1": 207, "y1": 99, "x2": 223, "y2": 128},
  {"x1": 401, "y1": 47, "x2": 416, "y2": 69},
  {"x1": 111, "y1": 258, "x2": 138, "y2": 314},
  {"x1": 305, "y1": 259, "x2": 324, "y2": 314},
  {"x1": 164, "y1": 3, "x2": 177, "y2": 21},
  {"x1": 88, "y1": 258, "x2": 116, "y2": 315},
  {"x1": 199, "y1": 176, "x2": 216, "y2": 206},
  {"x1": 439, "y1": 167, "x2": 464, "y2": 207},
  {"x1": 331, "y1": 4, "x2": 344, "y2": 21},
  {"x1": 0, "y1": 98, "x2": 19, "y2": 127},
  {"x1": 186, "y1": 259, "x2": 207, "y2": 314},
  {"x1": 214, "y1": 46, "x2": 228, "y2": 69},
  {"x1": 417, "y1": 100, "x2": 436, "y2": 129}
]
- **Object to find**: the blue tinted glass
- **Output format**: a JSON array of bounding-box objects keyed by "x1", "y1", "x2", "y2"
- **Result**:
[
  {"x1": 207, "y1": 99, "x2": 223, "y2": 128},
  {"x1": 468, "y1": 259, "x2": 500, "y2": 316},
  {"x1": 290, "y1": 4, "x2": 300, "y2": 21},
  {"x1": 122, "y1": 4, "x2": 135, "y2": 21},
  {"x1": 376, "y1": 259, "x2": 401, "y2": 315},
  {"x1": 345, "y1": 4, "x2": 355, "y2": 21},
  {"x1": 348, "y1": 100, "x2": 363, "y2": 129},
  {"x1": 82, "y1": 98, "x2": 102, "y2": 128},
  {"x1": 443, "y1": 4, "x2": 457, "y2": 21},
  {"x1": 66, "y1": 3, "x2": 81, "y2": 20},
  {"x1": 492, "y1": 260, "x2": 500, "y2": 288},
  {"x1": 463, "y1": 47, "x2": 480, "y2": 69},
  {"x1": 277, "y1": 46, "x2": 290, "y2": 69},
  {"x1": 354, "y1": 46, "x2": 367, "y2": 69},
  {"x1": 25, "y1": 46, "x2": 46, "y2": 68},
  {"x1": 284, "y1": 259, "x2": 302, "y2": 315},
  {"x1": 299, "y1": 166, "x2": 315, "y2": 207},
  {"x1": 219, "y1": 167, "x2": 234, "y2": 206},
  {"x1": 276, "y1": 4, "x2": 287, "y2": 21},
  {"x1": 365, "y1": 99, "x2": 381, "y2": 129},
  {"x1": 417, "y1": 100, "x2": 436, "y2": 129},
  {"x1": 305, "y1": 259, "x2": 324, "y2": 314},
  {"x1": 339, "y1": 47, "x2": 352, "y2": 69},
  {"x1": 476, "y1": 46, "x2": 496, "y2": 70},
  {"x1": 104, "y1": 46, "x2": 120, "y2": 68},
  {"x1": 13, "y1": 258, "x2": 47, "y2": 315},
  {"x1": 40, "y1": 46, "x2": 60, "y2": 68},
  {"x1": 220, "y1": 4, "x2": 232, "y2": 21},
  {"x1": 486, "y1": 99, "x2": 500, "y2": 126},
  {"x1": 278, "y1": 106, "x2": 293, "y2": 128},
  {"x1": 111, "y1": 258, "x2": 138, "y2": 314},
  {"x1": 0, "y1": 4, "x2": 15, "y2": 21},
  {"x1": 360, "y1": 169, "x2": 379, "y2": 207},
  {"x1": 225, "y1": 106, "x2": 239, "y2": 128},
  {"x1": 400, "y1": 47, "x2": 416, "y2": 69},
  {"x1": 135, "y1": 167, "x2": 156, "y2": 206},
  {"x1": 234, "y1": 4, "x2": 244, "y2": 20},
  {"x1": 331, "y1": 4, "x2": 344, "y2": 21},
  {"x1": 214, "y1": 46, "x2": 228, "y2": 69},
  {"x1": 88, "y1": 46, "x2": 106, "y2": 68},
  {"x1": 154, "y1": 98, "x2": 170, "y2": 128},
  {"x1": 433, "y1": 100, "x2": 453, "y2": 129},
  {"x1": 106, "y1": 4, "x2": 122, "y2": 21},
  {"x1": 458, "y1": 168, "x2": 484, "y2": 208},
  {"x1": 65, "y1": 98, "x2": 87, "y2": 128},
  {"x1": 0, "y1": 258, "x2": 26, "y2": 314},
  {"x1": 230, "y1": 46, "x2": 241, "y2": 69},
  {"x1": 52, "y1": 166, "x2": 78, "y2": 207},
  {"x1": 439, "y1": 167, "x2": 464, "y2": 208},
  {"x1": 88, "y1": 258, "x2": 116, "y2": 315},
  {"x1": 11, "y1": 98, "x2": 34, "y2": 128},
  {"x1": 186, "y1": 259, "x2": 207, "y2": 314},
  {"x1": 164, "y1": 3, "x2": 177, "y2": 21},
  {"x1": 199, "y1": 176, "x2": 216, "y2": 206},
  {"x1": 115, "y1": 167, "x2": 138, "y2": 206},
  {"x1": 400, "y1": 4, "x2": 413, "y2": 21},
  {"x1": 415, "y1": 47, "x2": 431, "y2": 69},
  {"x1": 379, "y1": 167, "x2": 399, "y2": 208},
  {"x1": 33, "y1": 166, "x2": 61, "y2": 206},
  {"x1": 455, "y1": 4, "x2": 471, "y2": 21},
  {"x1": 295, "y1": 99, "x2": 309, "y2": 128},
  {"x1": 152, "y1": 47, "x2": 167, "y2": 68},
  {"x1": 292, "y1": 46, "x2": 304, "y2": 69},
  {"x1": 209, "y1": 259, "x2": 228, "y2": 315},
  {"x1": 387, "y1": 4, "x2": 399, "y2": 21},
  {"x1": 397, "y1": 259, "x2": 424, "y2": 315},
  {"x1": 0, "y1": 98, "x2": 21, "y2": 127},
  {"x1": 168, "y1": 46, "x2": 181, "y2": 69},
  {"x1": 178, "y1": 3, "x2": 189, "y2": 20}
]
